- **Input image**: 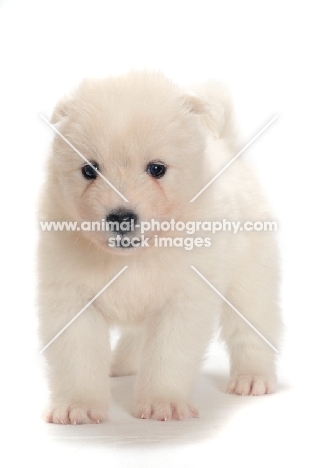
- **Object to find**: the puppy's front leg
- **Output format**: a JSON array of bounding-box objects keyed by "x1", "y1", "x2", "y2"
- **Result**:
[
  {"x1": 134, "y1": 298, "x2": 215, "y2": 421},
  {"x1": 221, "y1": 237, "x2": 282, "y2": 396},
  {"x1": 40, "y1": 289, "x2": 111, "y2": 424}
]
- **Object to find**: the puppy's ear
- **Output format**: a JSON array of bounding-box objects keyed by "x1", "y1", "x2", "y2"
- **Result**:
[
  {"x1": 183, "y1": 83, "x2": 237, "y2": 141},
  {"x1": 51, "y1": 95, "x2": 73, "y2": 124},
  {"x1": 182, "y1": 93, "x2": 210, "y2": 115}
]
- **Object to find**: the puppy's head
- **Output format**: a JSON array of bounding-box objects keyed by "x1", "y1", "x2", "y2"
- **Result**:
[{"x1": 49, "y1": 71, "x2": 212, "y2": 253}]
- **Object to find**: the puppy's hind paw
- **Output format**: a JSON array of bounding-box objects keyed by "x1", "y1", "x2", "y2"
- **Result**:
[
  {"x1": 227, "y1": 375, "x2": 276, "y2": 396},
  {"x1": 134, "y1": 399, "x2": 199, "y2": 421},
  {"x1": 46, "y1": 404, "x2": 108, "y2": 425}
]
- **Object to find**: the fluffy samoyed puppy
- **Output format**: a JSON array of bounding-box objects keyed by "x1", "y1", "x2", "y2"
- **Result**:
[{"x1": 38, "y1": 71, "x2": 282, "y2": 424}]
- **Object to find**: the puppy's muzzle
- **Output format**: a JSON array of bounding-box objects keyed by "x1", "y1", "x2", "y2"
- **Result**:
[{"x1": 106, "y1": 208, "x2": 138, "y2": 234}]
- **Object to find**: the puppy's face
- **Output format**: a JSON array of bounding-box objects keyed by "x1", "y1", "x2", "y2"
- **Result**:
[{"x1": 51, "y1": 72, "x2": 208, "y2": 253}]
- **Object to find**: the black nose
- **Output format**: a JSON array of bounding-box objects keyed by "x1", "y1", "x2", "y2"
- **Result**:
[{"x1": 106, "y1": 209, "x2": 138, "y2": 234}]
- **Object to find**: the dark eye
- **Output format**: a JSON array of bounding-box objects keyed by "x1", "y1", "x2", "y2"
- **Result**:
[
  {"x1": 146, "y1": 162, "x2": 167, "y2": 179},
  {"x1": 81, "y1": 161, "x2": 99, "y2": 180}
]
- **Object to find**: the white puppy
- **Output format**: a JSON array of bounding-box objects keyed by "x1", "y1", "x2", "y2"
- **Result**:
[{"x1": 38, "y1": 71, "x2": 282, "y2": 424}]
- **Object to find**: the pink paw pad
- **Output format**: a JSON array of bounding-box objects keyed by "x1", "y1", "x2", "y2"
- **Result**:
[
  {"x1": 227, "y1": 375, "x2": 276, "y2": 396},
  {"x1": 135, "y1": 400, "x2": 199, "y2": 421},
  {"x1": 46, "y1": 404, "x2": 107, "y2": 424}
]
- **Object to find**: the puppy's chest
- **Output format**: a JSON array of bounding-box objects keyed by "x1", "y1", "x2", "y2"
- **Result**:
[{"x1": 93, "y1": 262, "x2": 171, "y2": 324}]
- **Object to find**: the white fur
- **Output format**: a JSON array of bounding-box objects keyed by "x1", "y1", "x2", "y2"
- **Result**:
[{"x1": 38, "y1": 71, "x2": 282, "y2": 423}]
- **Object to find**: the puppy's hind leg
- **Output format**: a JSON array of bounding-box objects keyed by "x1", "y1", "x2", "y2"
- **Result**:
[{"x1": 111, "y1": 327, "x2": 142, "y2": 377}]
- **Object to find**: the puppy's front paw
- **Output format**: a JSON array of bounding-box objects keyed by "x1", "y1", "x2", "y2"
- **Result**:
[
  {"x1": 134, "y1": 399, "x2": 199, "y2": 421},
  {"x1": 227, "y1": 375, "x2": 276, "y2": 396},
  {"x1": 46, "y1": 404, "x2": 108, "y2": 424}
]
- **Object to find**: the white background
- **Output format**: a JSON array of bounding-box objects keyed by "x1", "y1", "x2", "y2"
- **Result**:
[{"x1": 0, "y1": 0, "x2": 311, "y2": 466}]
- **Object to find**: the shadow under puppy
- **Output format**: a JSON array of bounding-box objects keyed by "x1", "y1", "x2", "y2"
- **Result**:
[{"x1": 38, "y1": 71, "x2": 282, "y2": 424}]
